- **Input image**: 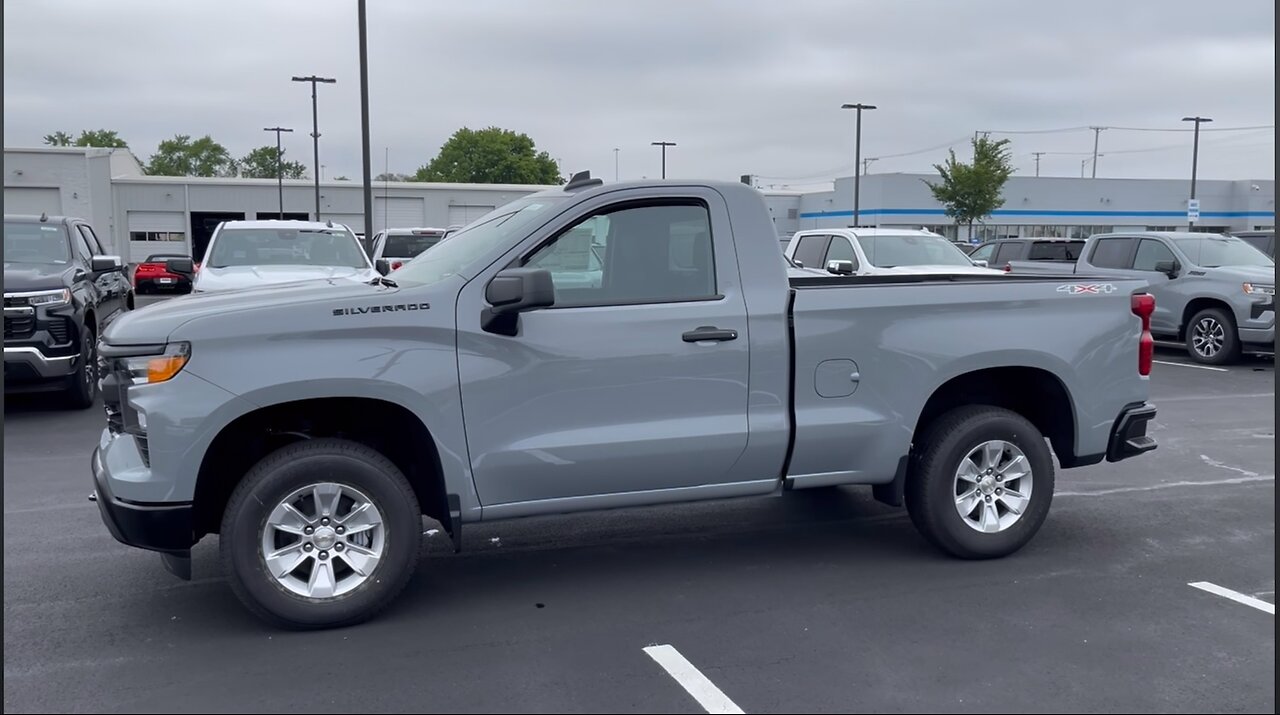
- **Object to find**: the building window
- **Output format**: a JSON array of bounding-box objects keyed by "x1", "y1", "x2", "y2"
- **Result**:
[{"x1": 130, "y1": 231, "x2": 186, "y2": 242}]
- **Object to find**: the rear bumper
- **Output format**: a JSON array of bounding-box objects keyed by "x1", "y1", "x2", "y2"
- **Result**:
[
  {"x1": 4, "y1": 345, "x2": 77, "y2": 380},
  {"x1": 91, "y1": 446, "x2": 195, "y2": 553},
  {"x1": 1106, "y1": 402, "x2": 1158, "y2": 463}
]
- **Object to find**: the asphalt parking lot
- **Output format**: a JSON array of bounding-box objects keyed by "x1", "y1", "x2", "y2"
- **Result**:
[{"x1": 4, "y1": 296, "x2": 1274, "y2": 713}]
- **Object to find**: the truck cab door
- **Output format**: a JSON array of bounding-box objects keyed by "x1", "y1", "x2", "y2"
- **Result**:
[
  {"x1": 455, "y1": 188, "x2": 755, "y2": 508},
  {"x1": 1130, "y1": 237, "x2": 1183, "y2": 335},
  {"x1": 76, "y1": 224, "x2": 124, "y2": 321}
]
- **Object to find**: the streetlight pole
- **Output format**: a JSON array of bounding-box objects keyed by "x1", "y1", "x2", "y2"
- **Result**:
[
  {"x1": 1182, "y1": 116, "x2": 1213, "y2": 229},
  {"x1": 291, "y1": 74, "x2": 337, "y2": 218},
  {"x1": 358, "y1": 0, "x2": 374, "y2": 247},
  {"x1": 841, "y1": 103, "x2": 877, "y2": 227},
  {"x1": 651, "y1": 141, "x2": 675, "y2": 179},
  {"x1": 1032, "y1": 151, "x2": 1045, "y2": 177},
  {"x1": 1089, "y1": 126, "x2": 1106, "y2": 178},
  {"x1": 614, "y1": 147, "x2": 620, "y2": 181},
  {"x1": 263, "y1": 126, "x2": 293, "y2": 219}
]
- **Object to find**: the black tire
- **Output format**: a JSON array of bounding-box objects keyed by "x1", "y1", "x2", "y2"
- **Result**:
[
  {"x1": 64, "y1": 326, "x2": 98, "y2": 409},
  {"x1": 220, "y1": 438, "x2": 421, "y2": 629},
  {"x1": 1185, "y1": 307, "x2": 1240, "y2": 365},
  {"x1": 905, "y1": 406, "x2": 1055, "y2": 559}
]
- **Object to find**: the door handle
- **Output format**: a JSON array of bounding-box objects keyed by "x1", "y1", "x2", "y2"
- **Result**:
[{"x1": 682, "y1": 326, "x2": 738, "y2": 342}]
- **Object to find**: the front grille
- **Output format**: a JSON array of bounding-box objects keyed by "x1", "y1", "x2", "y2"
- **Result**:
[
  {"x1": 47, "y1": 318, "x2": 72, "y2": 345},
  {"x1": 135, "y1": 435, "x2": 151, "y2": 467},
  {"x1": 4, "y1": 315, "x2": 35, "y2": 339},
  {"x1": 104, "y1": 400, "x2": 125, "y2": 433}
]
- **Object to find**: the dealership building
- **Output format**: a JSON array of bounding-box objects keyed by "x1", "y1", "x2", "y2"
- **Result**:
[{"x1": 3, "y1": 146, "x2": 1273, "y2": 262}]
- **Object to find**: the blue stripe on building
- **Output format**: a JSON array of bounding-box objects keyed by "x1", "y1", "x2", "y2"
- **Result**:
[{"x1": 798, "y1": 208, "x2": 1277, "y2": 219}]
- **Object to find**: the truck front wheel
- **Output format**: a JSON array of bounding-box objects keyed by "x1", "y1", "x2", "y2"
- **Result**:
[
  {"x1": 1185, "y1": 307, "x2": 1240, "y2": 365},
  {"x1": 220, "y1": 438, "x2": 422, "y2": 629},
  {"x1": 905, "y1": 406, "x2": 1054, "y2": 559}
]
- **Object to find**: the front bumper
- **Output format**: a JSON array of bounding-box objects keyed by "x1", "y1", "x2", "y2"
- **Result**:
[
  {"x1": 3, "y1": 345, "x2": 77, "y2": 380},
  {"x1": 1106, "y1": 402, "x2": 1158, "y2": 463},
  {"x1": 91, "y1": 446, "x2": 195, "y2": 553}
]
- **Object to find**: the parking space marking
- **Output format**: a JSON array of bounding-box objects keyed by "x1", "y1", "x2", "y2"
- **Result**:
[
  {"x1": 1153, "y1": 360, "x2": 1229, "y2": 372},
  {"x1": 1200, "y1": 454, "x2": 1264, "y2": 478},
  {"x1": 1189, "y1": 582, "x2": 1276, "y2": 615},
  {"x1": 1055, "y1": 474, "x2": 1274, "y2": 497},
  {"x1": 643, "y1": 644, "x2": 745, "y2": 714}
]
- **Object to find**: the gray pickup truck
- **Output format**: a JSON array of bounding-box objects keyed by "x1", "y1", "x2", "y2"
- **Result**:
[
  {"x1": 92, "y1": 174, "x2": 1158, "y2": 628},
  {"x1": 1009, "y1": 231, "x2": 1275, "y2": 364}
]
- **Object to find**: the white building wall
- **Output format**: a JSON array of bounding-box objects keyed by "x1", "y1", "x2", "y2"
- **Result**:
[{"x1": 3, "y1": 148, "x2": 114, "y2": 244}]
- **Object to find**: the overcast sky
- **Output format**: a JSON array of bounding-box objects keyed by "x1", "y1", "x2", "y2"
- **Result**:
[{"x1": 4, "y1": 0, "x2": 1274, "y2": 187}]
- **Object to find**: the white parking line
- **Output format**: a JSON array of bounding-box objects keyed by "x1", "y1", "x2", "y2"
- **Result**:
[
  {"x1": 1153, "y1": 360, "x2": 1229, "y2": 372},
  {"x1": 1188, "y1": 582, "x2": 1276, "y2": 615},
  {"x1": 1055, "y1": 474, "x2": 1274, "y2": 497},
  {"x1": 644, "y1": 644, "x2": 745, "y2": 714}
]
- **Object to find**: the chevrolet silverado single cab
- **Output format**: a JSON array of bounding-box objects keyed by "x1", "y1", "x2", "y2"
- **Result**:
[
  {"x1": 1009, "y1": 231, "x2": 1275, "y2": 364},
  {"x1": 93, "y1": 174, "x2": 1159, "y2": 628}
]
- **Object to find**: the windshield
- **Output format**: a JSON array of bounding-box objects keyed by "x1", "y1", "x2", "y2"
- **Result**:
[
  {"x1": 856, "y1": 234, "x2": 974, "y2": 268},
  {"x1": 207, "y1": 228, "x2": 368, "y2": 269},
  {"x1": 1173, "y1": 236, "x2": 1275, "y2": 268},
  {"x1": 384, "y1": 234, "x2": 444, "y2": 258},
  {"x1": 4, "y1": 222, "x2": 70, "y2": 264},
  {"x1": 391, "y1": 197, "x2": 567, "y2": 286}
]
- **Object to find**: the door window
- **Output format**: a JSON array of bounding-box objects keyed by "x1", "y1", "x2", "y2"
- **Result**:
[
  {"x1": 1089, "y1": 238, "x2": 1137, "y2": 268},
  {"x1": 824, "y1": 236, "x2": 858, "y2": 269},
  {"x1": 791, "y1": 234, "x2": 830, "y2": 268},
  {"x1": 1133, "y1": 239, "x2": 1177, "y2": 271}
]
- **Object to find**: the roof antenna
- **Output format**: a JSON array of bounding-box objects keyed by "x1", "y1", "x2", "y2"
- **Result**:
[
  {"x1": 39, "y1": 211, "x2": 48, "y2": 222},
  {"x1": 326, "y1": 219, "x2": 334, "y2": 228}
]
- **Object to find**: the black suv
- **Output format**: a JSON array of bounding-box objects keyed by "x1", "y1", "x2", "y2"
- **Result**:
[{"x1": 4, "y1": 214, "x2": 134, "y2": 407}]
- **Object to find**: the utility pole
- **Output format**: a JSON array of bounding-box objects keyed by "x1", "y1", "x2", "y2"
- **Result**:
[
  {"x1": 1032, "y1": 151, "x2": 1045, "y2": 177},
  {"x1": 1182, "y1": 116, "x2": 1213, "y2": 229},
  {"x1": 291, "y1": 74, "x2": 337, "y2": 217},
  {"x1": 263, "y1": 126, "x2": 293, "y2": 218},
  {"x1": 613, "y1": 147, "x2": 620, "y2": 181},
  {"x1": 842, "y1": 103, "x2": 877, "y2": 227},
  {"x1": 358, "y1": 0, "x2": 373, "y2": 246},
  {"x1": 1089, "y1": 126, "x2": 1106, "y2": 178},
  {"x1": 651, "y1": 141, "x2": 676, "y2": 179},
  {"x1": 861, "y1": 157, "x2": 878, "y2": 175}
]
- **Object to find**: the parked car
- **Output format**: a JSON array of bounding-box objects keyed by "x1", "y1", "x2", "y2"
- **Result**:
[
  {"x1": 784, "y1": 228, "x2": 1001, "y2": 276},
  {"x1": 1009, "y1": 231, "x2": 1275, "y2": 364},
  {"x1": 4, "y1": 213, "x2": 132, "y2": 407},
  {"x1": 94, "y1": 174, "x2": 1157, "y2": 628},
  {"x1": 133, "y1": 253, "x2": 196, "y2": 294},
  {"x1": 968, "y1": 238, "x2": 1085, "y2": 271},
  {"x1": 180, "y1": 220, "x2": 379, "y2": 294},
  {"x1": 1232, "y1": 229, "x2": 1275, "y2": 259},
  {"x1": 369, "y1": 227, "x2": 449, "y2": 274}
]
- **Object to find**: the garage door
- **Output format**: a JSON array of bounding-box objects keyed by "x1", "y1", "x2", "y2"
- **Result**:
[
  {"x1": 448, "y1": 204, "x2": 495, "y2": 228},
  {"x1": 4, "y1": 187, "x2": 62, "y2": 216},
  {"x1": 374, "y1": 198, "x2": 425, "y2": 233},
  {"x1": 126, "y1": 211, "x2": 187, "y2": 263}
]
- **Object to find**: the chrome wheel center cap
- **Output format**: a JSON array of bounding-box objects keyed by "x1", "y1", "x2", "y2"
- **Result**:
[
  {"x1": 978, "y1": 476, "x2": 997, "y2": 495},
  {"x1": 312, "y1": 527, "x2": 337, "y2": 551}
]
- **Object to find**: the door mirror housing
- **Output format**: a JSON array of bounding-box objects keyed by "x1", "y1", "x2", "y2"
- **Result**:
[
  {"x1": 90, "y1": 255, "x2": 124, "y2": 273},
  {"x1": 1153, "y1": 260, "x2": 1180, "y2": 278},
  {"x1": 482, "y1": 268, "x2": 556, "y2": 335},
  {"x1": 166, "y1": 258, "x2": 195, "y2": 275},
  {"x1": 972, "y1": 259, "x2": 989, "y2": 268},
  {"x1": 375, "y1": 258, "x2": 392, "y2": 276},
  {"x1": 826, "y1": 259, "x2": 855, "y2": 275}
]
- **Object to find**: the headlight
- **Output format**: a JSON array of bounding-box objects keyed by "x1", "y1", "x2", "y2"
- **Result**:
[
  {"x1": 1243, "y1": 282, "x2": 1275, "y2": 297},
  {"x1": 25, "y1": 288, "x2": 71, "y2": 307},
  {"x1": 114, "y1": 342, "x2": 191, "y2": 385}
]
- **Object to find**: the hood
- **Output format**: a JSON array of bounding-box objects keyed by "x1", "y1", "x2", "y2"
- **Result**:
[
  {"x1": 193, "y1": 264, "x2": 378, "y2": 293},
  {"x1": 102, "y1": 277, "x2": 400, "y2": 345},
  {"x1": 875, "y1": 264, "x2": 1004, "y2": 276},
  {"x1": 3, "y1": 261, "x2": 74, "y2": 292},
  {"x1": 1201, "y1": 264, "x2": 1276, "y2": 283}
]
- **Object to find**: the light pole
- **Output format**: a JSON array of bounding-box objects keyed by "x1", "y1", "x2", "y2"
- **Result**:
[
  {"x1": 1182, "y1": 116, "x2": 1213, "y2": 229},
  {"x1": 841, "y1": 103, "x2": 876, "y2": 227},
  {"x1": 651, "y1": 141, "x2": 676, "y2": 178},
  {"x1": 263, "y1": 127, "x2": 293, "y2": 219},
  {"x1": 358, "y1": 0, "x2": 373, "y2": 246},
  {"x1": 1032, "y1": 151, "x2": 1045, "y2": 177},
  {"x1": 1089, "y1": 126, "x2": 1106, "y2": 178},
  {"x1": 291, "y1": 74, "x2": 337, "y2": 217},
  {"x1": 613, "y1": 147, "x2": 620, "y2": 181}
]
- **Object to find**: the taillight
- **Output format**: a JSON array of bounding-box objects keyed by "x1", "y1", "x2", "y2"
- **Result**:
[
  {"x1": 1003, "y1": 263, "x2": 1012, "y2": 273},
  {"x1": 391, "y1": 261, "x2": 403, "y2": 271},
  {"x1": 1131, "y1": 293, "x2": 1155, "y2": 376}
]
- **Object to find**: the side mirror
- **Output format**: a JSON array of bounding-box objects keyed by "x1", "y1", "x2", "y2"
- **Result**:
[
  {"x1": 90, "y1": 255, "x2": 123, "y2": 273},
  {"x1": 375, "y1": 258, "x2": 391, "y2": 276},
  {"x1": 1153, "y1": 260, "x2": 1180, "y2": 278},
  {"x1": 166, "y1": 258, "x2": 195, "y2": 275},
  {"x1": 793, "y1": 259, "x2": 804, "y2": 268},
  {"x1": 972, "y1": 259, "x2": 989, "y2": 268},
  {"x1": 826, "y1": 259, "x2": 855, "y2": 275},
  {"x1": 482, "y1": 268, "x2": 555, "y2": 336}
]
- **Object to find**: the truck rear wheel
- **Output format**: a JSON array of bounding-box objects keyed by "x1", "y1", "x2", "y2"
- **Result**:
[
  {"x1": 905, "y1": 406, "x2": 1054, "y2": 559},
  {"x1": 220, "y1": 438, "x2": 421, "y2": 629},
  {"x1": 1185, "y1": 307, "x2": 1240, "y2": 365}
]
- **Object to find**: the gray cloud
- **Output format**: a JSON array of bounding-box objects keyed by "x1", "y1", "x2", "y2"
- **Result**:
[{"x1": 4, "y1": 0, "x2": 1273, "y2": 185}]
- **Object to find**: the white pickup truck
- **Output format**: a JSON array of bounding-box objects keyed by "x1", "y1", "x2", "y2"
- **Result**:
[{"x1": 784, "y1": 228, "x2": 1000, "y2": 276}]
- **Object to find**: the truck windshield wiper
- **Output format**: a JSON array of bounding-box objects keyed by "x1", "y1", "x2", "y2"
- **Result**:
[{"x1": 370, "y1": 276, "x2": 398, "y2": 288}]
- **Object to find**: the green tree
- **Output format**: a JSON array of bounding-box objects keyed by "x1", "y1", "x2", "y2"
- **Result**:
[
  {"x1": 375, "y1": 172, "x2": 413, "y2": 182},
  {"x1": 239, "y1": 145, "x2": 307, "y2": 179},
  {"x1": 415, "y1": 127, "x2": 563, "y2": 184},
  {"x1": 43, "y1": 129, "x2": 128, "y2": 148},
  {"x1": 334, "y1": 176, "x2": 351, "y2": 181},
  {"x1": 145, "y1": 134, "x2": 237, "y2": 177},
  {"x1": 924, "y1": 136, "x2": 1015, "y2": 240}
]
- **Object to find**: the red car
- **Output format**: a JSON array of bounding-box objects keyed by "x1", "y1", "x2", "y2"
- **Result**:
[{"x1": 133, "y1": 253, "x2": 197, "y2": 294}]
